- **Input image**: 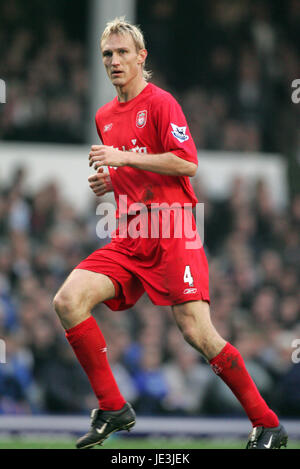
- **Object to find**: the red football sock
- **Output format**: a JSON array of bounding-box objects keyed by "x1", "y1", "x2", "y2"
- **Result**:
[
  {"x1": 210, "y1": 342, "x2": 279, "y2": 428},
  {"x1": 65, "y1": 316, "x2": 126, "y2": 411}
]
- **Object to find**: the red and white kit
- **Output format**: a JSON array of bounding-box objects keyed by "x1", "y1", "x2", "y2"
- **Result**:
[{"x1": 76, "y1": 83, "x2": 210, "y2": 309}]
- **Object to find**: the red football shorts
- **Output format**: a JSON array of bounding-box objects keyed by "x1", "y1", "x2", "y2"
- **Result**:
[{"x1": 75, "y1": 209, "x2": 210, "y2": 310}]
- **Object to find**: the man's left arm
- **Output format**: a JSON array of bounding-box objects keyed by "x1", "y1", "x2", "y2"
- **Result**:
[{"x1": 89, "y1": 146, "x2": 197, "y2": 177}]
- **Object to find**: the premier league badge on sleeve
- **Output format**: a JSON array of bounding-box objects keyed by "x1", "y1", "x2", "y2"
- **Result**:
[
  {"x1": 171, "y1": 123, "x2": 190, "y2": 143},
  {"x1": 136, "y1": 110, "x2": 147, "y2": 128}
]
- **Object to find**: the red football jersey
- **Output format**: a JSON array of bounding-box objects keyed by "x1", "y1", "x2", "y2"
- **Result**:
[{"x1": 95, "y1": 83, "x2": 198, "y2": 218}]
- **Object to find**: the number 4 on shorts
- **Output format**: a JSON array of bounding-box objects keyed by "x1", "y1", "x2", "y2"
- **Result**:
[{"x1": 183, "y1": 265, "x2": 194, "y2": 287}]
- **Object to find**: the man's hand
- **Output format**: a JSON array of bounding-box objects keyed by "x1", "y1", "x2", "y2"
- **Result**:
[
  {"x1": 89, "y1": 145, "x2": 129, "y2": 170},
  {"x1": 88, "y1": 167, "x2": 113, "y2": 196}
]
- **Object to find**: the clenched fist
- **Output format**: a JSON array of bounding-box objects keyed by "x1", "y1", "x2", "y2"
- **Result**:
[
  {"x1": 89, "y1": 145, "x2": 129, "y2": 170},
  {"x1": 88, "y1": 168, "x2": 113, "y2": 196}
]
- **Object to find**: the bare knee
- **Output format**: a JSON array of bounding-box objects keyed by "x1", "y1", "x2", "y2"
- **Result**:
[
  {"x1": 53, "y1": 270, "x2": 116, "y2": 329},
  {"x1": 53, "y1": 289, "x2": 88, "y2": 329},
  {"x1": 53, "y1": 289, "x2": 75, "y2": 317}
]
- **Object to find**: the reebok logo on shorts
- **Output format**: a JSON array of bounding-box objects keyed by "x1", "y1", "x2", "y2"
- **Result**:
[{"x1": 183, "y1": 287, "x2": 198, "y2": 294}]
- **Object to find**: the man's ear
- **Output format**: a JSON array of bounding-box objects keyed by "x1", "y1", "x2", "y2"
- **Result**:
[{"x1": 137, "y1": 49, "x2": 148, "y2": 65}]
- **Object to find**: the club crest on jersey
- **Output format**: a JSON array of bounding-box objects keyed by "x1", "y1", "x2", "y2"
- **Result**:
[
  {"x1": 171, "y1": 123, "x2": 189, "y2": 143},
  {"x1": 103, "y1": 123, "x2": 113, "y2": 133},
  {"x1": 136, "y1": 110, "x2": 147, "y2": 128}
]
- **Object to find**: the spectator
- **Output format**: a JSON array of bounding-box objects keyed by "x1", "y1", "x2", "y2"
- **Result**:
[
  {"x1": 132, "y1": 346, "x2": 169, "y2": 415},
  {"x1": 161, "y1": 344, "x2": 212, "y2": 415}
]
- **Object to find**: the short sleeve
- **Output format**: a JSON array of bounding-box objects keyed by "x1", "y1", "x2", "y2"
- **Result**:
[{"x1": 152, "y1": 93, "x2": 198, "y2": 165}]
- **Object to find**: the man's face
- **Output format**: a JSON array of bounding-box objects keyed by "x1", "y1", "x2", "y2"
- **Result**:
[{"x1": 101, "y1": 33, "x2": 146, "y2": 87}]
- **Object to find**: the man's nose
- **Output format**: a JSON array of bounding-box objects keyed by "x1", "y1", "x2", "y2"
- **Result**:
[{"x1": 111, "y1": 53, "x2": 120, "y2": 66}]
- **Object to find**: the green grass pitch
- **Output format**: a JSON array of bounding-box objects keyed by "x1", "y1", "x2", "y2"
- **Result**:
[{"x1": 0, "y1": 436, "x2": 299, "y2": 449}]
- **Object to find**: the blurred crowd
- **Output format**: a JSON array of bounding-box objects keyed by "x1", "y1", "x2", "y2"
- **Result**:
[
  {"x1": 0, "y1": 166, "x2": 299, "y2": 417},
  {"x1": 0, "y1": 0, "x2": 88, "y2": 143},
  {"x1": 0, "y1": 0, "x2": 299, "y2": 417}
]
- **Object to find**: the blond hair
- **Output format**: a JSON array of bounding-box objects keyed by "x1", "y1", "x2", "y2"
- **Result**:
[{"x1": 101, "y1": 16, "x2": 152, "y2": 81}]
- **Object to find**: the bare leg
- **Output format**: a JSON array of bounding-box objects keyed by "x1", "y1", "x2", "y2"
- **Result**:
[
  {"x1": 53, "y1": 268, "x2": 116, "y2": 329},
  {"x1": 172, "y1": 300, "x2": 226, "y2": 360}
]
